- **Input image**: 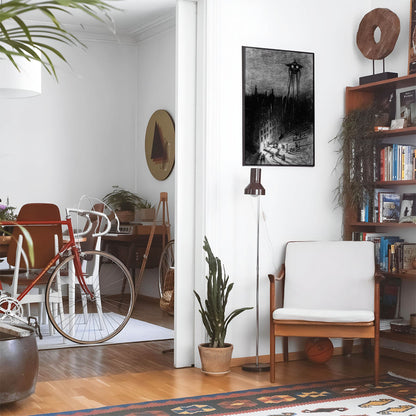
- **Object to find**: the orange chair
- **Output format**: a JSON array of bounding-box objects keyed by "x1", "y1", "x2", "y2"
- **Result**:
[
  {"x1": 0, "y1": 203, "x2": 63, "y2": 323},
  {"x1": 269, "y1": 241, "x2": 381, "y2": 385}
]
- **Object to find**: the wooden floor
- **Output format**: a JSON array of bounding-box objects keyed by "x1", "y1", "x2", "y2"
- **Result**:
[{"x1": 1, "y1": 300, "x2": 415, "y2": 416}]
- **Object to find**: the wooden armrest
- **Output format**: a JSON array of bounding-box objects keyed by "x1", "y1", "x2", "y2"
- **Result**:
[
  {"x1": 268, "y1": 264, "x2": 285, "y2": 283},
  {"x1": 269, "y1": 264, "x2": 285, "y2": 313}
]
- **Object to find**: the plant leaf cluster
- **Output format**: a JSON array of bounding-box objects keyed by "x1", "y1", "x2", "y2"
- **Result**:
[
  {"x1": 333, "y1": 106, "x2": 378, "y2": 210},
  {"x1": 0, "y1": 0, "x2": 116, "y2": 79},
  {"x1": 103, "y1": 185, "x2": 152, "y2": 211},
  {"x1": 194, "y1": 237, "x2": 252, "y2": 348}
]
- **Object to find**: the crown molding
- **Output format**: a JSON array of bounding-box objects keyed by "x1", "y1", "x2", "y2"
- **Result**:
[
  {"x1": 129, "y1": 12, "x2": 176, "y2": 43},
  {"x1": 22, "y1": 10, "x2": 176, "y2": 46}
]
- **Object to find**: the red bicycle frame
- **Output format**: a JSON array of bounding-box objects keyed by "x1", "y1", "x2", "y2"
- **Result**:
[{"x1": 0, "y1": 216, "x2": 94, "y2": 301}]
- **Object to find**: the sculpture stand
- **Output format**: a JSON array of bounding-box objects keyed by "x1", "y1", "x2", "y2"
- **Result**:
[{"x1": 359, "y1": 59, "x2": 397, "y2": 85}]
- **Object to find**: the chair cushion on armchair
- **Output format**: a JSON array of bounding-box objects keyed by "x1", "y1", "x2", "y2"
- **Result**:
[{"x1": 273, "y1": 307, "x2": 374, "y2": 323}]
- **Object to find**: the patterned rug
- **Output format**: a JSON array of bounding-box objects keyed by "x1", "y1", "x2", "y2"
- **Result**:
[{"x1": 31, "y1": 373, "x2": 415, "y2": 416}]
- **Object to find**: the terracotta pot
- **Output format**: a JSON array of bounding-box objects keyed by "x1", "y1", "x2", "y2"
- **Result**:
[
  {"x1": 136, "y1": 208, "x2": 155, "y2": 222},
  {"x1": 198, "y1": 343, "x2": 233, "y2": 376},
  {"x1": 116, "y1": 210, "x2": 135, "y2": 224}
]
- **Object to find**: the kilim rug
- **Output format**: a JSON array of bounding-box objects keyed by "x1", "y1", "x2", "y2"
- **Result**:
[{"x1": 30, "y1": 373, "x2": 415, "y2": 416}]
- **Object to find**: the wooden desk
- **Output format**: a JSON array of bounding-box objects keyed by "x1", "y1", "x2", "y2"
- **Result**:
[{"x1": 102, "y1": 223, "x2": 169, "y2": 278}]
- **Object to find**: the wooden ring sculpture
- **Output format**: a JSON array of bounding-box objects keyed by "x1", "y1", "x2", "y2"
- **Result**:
[{"x1": 356, "y1": 8, "x2": 400, "y2": 60}]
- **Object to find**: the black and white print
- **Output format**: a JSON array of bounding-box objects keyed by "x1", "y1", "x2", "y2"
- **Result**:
[{"x1": 243, "y1": 46, "x2": 314, "y2": 166}]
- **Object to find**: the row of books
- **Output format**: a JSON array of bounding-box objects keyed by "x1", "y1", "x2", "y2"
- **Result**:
[
  {"x1": 351, "y1": 233, "x2": 416, "y2": 273},
  {"x1": 379, "y1": 144, "x2": 416, "y2": 182},
  {"x1": 360, "y1": 192, "x2": 416, "y2": 224}
]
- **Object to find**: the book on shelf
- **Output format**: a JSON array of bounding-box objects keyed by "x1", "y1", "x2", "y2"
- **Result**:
[
  {"x1": 379, "y1": 236, "x2": 403, "y2": 271},
  {"x1": 399, "y1": 193, "x2": 416, "y2": 224},
  {"x1": 379, "y1": 192, "x2": 400, "y2": 223},
  {"x1": 385, "y1": 241, "x2": 416, "y2": 273},
  {"x1": 351, "y1": 233, "x2": 410, "y2": 272},
  {"x1": 379, "y1": 144, "x2": 416, "y2": 182}
]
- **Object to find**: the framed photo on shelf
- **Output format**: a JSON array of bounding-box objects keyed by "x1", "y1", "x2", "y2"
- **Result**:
[
  {"x1": 242, "y1": 46, "x2": 314, "y2": 166},
  {"x1": 399, "y1": 193, "x2": 416, "y2": 223},
  {"x1": 409, "y1": 0, "x2": 416, "y2": 74},
  {"x1": 395, "y1": 86, "x2": 416, "y2": 127},
  {"x1": 380, "y1": 192, "x2": 401, "y2": 223}
]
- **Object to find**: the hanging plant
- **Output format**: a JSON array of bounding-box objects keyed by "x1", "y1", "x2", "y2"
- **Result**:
[{"x1": 333, "y1": 106, "x2": 378, "y2": 210}]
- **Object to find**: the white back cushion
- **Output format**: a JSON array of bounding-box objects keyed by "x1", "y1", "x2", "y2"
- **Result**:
[{"x1": 284, "y1": 241, "x2": 375, "y2": 311}]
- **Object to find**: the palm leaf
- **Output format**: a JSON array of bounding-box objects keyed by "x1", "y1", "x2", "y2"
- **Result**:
[{"x1": 0, "y1": 0, "x2": 117, "y2": 79}]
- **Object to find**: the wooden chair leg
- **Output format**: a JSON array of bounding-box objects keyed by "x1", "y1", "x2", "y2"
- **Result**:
[
  {"x1": 374, "y1": 335, "x2": 379, "y2": 386},
  {"x1": 342, "y1": 339, "x2": 354, "y2": 356},
  {"x1": 283, "y1": 337, "x2": 289, "y2": 362},
  {"x1": 270, "y1": 331, "x2": 275, "y2": 382}
]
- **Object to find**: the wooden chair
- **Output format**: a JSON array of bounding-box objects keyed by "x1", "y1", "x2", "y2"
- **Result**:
[
  {"x1": 0, "y1": 203, "x2": 63, "y2": 324},
  {"x1": 269, "y1": 241, "x2": 381, "y2": 385}
]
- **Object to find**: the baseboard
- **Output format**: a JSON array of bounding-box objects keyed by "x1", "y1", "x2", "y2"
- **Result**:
[
  {"x1": 230, "y1": 346, "x2": 352, "y2": 367},
  {"x1": 138, "y1": 294, "x2": 159, "y2": 304},
  {"x1": 380, "y1": 347, "x2": 416, "y2": 363},
  {"x1": 231, "y1": 343, "x2": 416, "y2": 368}
]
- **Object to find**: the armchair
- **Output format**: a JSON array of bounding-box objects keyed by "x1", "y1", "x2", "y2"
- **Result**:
[{"x1": 269, "y1": 241, "x2": 381, "y2": 385}]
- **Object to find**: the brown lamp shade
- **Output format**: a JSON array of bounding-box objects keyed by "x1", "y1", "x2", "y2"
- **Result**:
[{"x1": 244, "y1": 168, "x2": 265, "y2": 196}]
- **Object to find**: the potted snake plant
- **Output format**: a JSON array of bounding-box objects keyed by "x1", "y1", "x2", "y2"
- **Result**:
[{"x1": 194, "y1": 237, "x2": 252, "y2": 375}]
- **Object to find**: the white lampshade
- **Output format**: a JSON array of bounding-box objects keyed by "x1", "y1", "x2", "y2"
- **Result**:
[{"x1": 0, "y1": 56, "x2": 41, "y2": 98}]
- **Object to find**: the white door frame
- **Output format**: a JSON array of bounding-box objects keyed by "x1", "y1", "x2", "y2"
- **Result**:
[
  {"x1": 174, "y1": 0, "x2": 220, "y2": 368},
  {"x1": 174, "y1": 0, "x2": 199, "y2": 368}
]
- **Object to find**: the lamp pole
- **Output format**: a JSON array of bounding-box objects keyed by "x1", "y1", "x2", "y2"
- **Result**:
[{"x1": 242, "y1": 168, "x2": 269, "y2": 372}]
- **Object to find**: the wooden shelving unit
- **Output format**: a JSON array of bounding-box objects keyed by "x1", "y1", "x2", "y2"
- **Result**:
[{"x1": 344, "y1": 74, "x2": 416, "y2": 349}]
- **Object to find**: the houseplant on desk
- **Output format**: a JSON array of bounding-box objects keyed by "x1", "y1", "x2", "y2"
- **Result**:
[
  {"x1": 103, "y1": 186, "x2": 151, "y2": 223},
  {"x1": 194, "y1": 237, "x2": 252, "y2": 375}
]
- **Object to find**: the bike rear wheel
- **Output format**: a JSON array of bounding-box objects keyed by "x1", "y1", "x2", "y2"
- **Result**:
[{"x1": 45, "y1": 250, "x2": 135, "y2": 344}]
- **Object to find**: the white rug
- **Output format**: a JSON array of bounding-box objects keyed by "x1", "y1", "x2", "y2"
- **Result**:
[{"x1": 36, "y1": 314, "x2": 174, "y2": 350}]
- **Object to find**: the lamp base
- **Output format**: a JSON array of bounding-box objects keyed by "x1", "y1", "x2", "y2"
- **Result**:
[{"x1": 242, "y1": 362, "x2": 270, "y2": 372}]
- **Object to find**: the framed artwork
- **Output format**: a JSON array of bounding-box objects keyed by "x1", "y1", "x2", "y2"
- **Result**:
[
  {"x1": 409, "y1": 0, "x2": 416, "y2": 74},
  {"x1": 242, "y1": 46, "x2": 315, "y2": 166},
  {"x1": 396, "y1": 85, "x2": 416, "y2": 127},
  {"x1": 145, "y1": 110, "x2": 175, "y2": 181}
]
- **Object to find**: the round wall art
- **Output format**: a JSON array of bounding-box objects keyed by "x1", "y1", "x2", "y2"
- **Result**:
[{"x1": 145, "y1": 110, "x2": 175, "y2": 181}]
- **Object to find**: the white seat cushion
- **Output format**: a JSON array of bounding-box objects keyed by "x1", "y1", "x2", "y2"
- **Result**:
[{"x1": 273, "y1": 307, "x2": 374, "y2": 323}]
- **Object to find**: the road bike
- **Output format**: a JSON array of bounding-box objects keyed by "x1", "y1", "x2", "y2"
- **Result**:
[{"x1": 0, "y1": 207, "x2": 135, "y2": 344}]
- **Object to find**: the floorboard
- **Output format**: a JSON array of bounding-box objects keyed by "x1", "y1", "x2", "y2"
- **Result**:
[{"x1": 1, "y1": 300, "x2": 415, "y2": 416}]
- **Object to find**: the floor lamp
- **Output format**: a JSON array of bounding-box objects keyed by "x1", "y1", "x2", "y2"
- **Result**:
[{"x1": 242, "y1": 168, "x2": 270, "y2": 372}]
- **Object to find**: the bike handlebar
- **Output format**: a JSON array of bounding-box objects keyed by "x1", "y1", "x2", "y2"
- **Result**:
[{"x1": 66, "y1": 208, "x2": 112, "y2": 238}]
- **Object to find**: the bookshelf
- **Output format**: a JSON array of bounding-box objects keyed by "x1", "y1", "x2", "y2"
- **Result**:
[{"x1": 344, "y1": 74, "x2": 416, "y2": 349}]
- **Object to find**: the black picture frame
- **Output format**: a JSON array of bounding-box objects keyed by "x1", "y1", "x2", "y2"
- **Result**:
[
  {"x1": 409, "y1": 0, "x2": 416, "y2": 75},
  {"x1": 242, "y1": 46, "x2": 315, "y2": 166}
]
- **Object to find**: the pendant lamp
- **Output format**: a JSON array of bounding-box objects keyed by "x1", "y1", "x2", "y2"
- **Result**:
[{"x1": 0, "y1": 56, "x2": 41, "y2": 98}]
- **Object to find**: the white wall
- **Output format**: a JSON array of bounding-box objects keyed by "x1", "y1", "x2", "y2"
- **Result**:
[
  {"x1": 0, "y1": 39, "x2": 138, "y2": 213},
  {"x1": 0, "y1": 27, "x2": 176, "y2": 298},
  {"x1": 194, "y1": 0, "x2": 411, "y2": 362},
  {"x1": 135, "y1": 26, "x2": 176, "y2": 297}
]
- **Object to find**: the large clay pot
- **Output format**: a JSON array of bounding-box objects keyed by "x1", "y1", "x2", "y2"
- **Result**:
[
  {"x1": 0, "y1": 322, "x2": 39, "y2": 404},
  {"x1": 136, "y1": 208, "x2": 155, "y2": 222},
  {"x1": 116, "y1": 210, "x2": 135, "y2": 224},
  {"x1": 198, "y1": 343, "x2": 233, "y2": 376}
]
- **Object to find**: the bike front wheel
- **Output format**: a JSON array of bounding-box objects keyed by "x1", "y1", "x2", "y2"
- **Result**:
[{"x1": 45, "y1": 250, "x2": 135, "y2": 344}]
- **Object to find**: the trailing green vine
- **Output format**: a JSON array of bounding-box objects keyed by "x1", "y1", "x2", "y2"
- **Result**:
[{"x1": 333, "y1": 106, "x2": 378, "y2": 211}]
